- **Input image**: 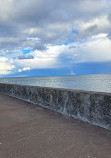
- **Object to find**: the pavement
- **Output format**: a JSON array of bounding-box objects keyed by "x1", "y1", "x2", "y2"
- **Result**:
[{"x1": 0, "y1": 93, "x2": 111, "y2": 158}]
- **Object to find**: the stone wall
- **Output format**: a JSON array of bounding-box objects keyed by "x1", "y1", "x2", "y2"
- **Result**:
[{"x1": 0, "y1": 83, "x2": 111, "y2": 130}]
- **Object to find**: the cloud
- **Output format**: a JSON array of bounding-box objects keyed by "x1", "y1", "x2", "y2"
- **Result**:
[
  {"x1": 18, "y1": 67, "x2": 30, "y2": 72},
  {"x1": 75, "y1": 33, "x2": 111, "y2": 63},
  {"x1": 33, "y1": 43, "x2": 47, "y2": 51},
  {"x1": 16, "y1": 33, "x2": 111, "y2": 70},
  {"x1": 0, "y1": 0, "x2": 111, "y2": 49},
  {"x1": 17, "y1": 45, "x2": 63, "y2": 69},
  {"x1": 0, "y1": 0, "x2": 111, "y2": 76},
  {"x1": 75, "y1": 16, "x2": 111, "y2": 39},
  {"x1": 18, "y1": 54, "x2": 34, "y2": 60},
  {"x1": 1, "y1": 33, "x2": 111, "y2": 76},
  {"x1": 0, "y1": 57, "x2": 15, "y2": 75}
]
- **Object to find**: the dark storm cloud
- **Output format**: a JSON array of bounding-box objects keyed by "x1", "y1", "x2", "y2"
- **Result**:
[
  {"x1": 0, "y1": 21, "x2": 22, "y2": 39},
  {"x1": 18, "y1": 54, "x2": 34, "y2": 60},
  {"x1": 33, "y1": 43, "x2": 47, "y2": 51},
  {"x1": 84, "y1": 25, "x2": 98, "y2": 37},
  {"x1": 0, "y1": 0, "x2": 111, "y2": 50},
  {"x1": 14, "y1": 0, "x2": 108, "y2": 24}
]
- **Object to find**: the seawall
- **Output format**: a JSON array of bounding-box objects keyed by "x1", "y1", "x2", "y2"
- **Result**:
[{"x1": 0, "y1": 83, "x2": 111, "y2": 130}]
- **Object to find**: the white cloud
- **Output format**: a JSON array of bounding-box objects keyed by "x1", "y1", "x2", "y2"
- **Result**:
[
  {"x1": 75, "y1": 16, "x2": 111, "y2": 38},
  {"x1": 1, "y1": 33, "x2": 111, "y2": 75},
  {"x1": 73, "y1": 33, "x2": 111, "y2": 63},
  {"x1": 0, "y1": 57, "x2": 15, "y2": 75},
  {"x1": 15, "y1": 33, "x2": 111, "y2": 71},
  {"x1": 17, "y1": 45, "x2": 64, "y2": 69},
  {"x1": 0, "y1": 0, "x2": 111, "y2": 76},
  {"x1": 18, "y1": 67, "x2": 30, "y2": 72}
]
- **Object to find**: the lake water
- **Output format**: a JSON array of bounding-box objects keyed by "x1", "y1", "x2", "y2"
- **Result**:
[{"x1": 0, "y1": 74, "x2": 111, "y2": 93}]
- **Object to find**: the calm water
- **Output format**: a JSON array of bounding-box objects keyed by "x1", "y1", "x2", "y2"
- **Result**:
[{"x1": 0, "y1": 74, "x2": 111, "y2": 93}]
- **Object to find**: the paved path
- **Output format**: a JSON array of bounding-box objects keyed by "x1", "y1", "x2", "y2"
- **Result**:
[{"x1": 0, "y1": 93, "x2": 111, "y2": 158}]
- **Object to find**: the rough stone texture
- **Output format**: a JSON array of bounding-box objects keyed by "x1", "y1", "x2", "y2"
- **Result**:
[{"x1": 0, "y1": 83, "x2": 111, "y2": 130}]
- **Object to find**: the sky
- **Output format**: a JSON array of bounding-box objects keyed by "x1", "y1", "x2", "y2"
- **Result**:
[{"x1": 0, "y1": 0, "x2": 111, "y2": 77}]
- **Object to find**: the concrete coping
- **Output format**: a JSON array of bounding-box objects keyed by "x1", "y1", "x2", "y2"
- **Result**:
[{"x1": 0, "y1": 82, "x2": 111, "y2": 96}]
